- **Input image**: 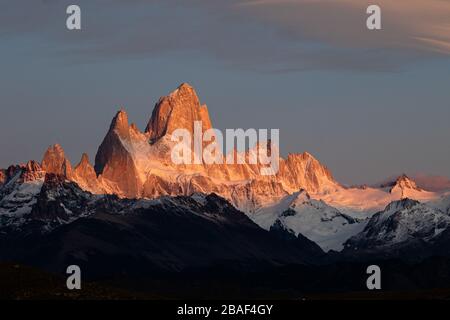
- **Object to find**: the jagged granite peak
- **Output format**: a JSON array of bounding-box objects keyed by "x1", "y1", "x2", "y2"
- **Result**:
[
  {"x1": 78, "y1": 153, "x2": 90, "y2": 167},
  {"x1": 89, "y1": 84, "x2": 341, "y2": 207},
  {"x1": 67, "y1": 84, "x2": 439, "y2": 216},
  {"x1": 145, "y1": 83, "x2": 212, "y2": 143},
  {"x1": 21, "y1": 160, "x2": 45, "y2": 182},
  {"x1": 0, "y1": 161, "x2": 44, "y2": 191},
  {"x1": 41, "y1": 144, "x2": 72, "y2": 178},
  {"x1": 73, "y1": 153, "x2": 100, "y2": 193},
  {"x1": 94, "y1": 110, "x2": 141, "y2": 198},
  {"x1": 109, "y1": 109, "x2": 130, "y2": 138}
]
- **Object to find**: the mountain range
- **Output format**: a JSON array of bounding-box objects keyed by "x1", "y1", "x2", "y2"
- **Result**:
[{"x1": 1, "y1": 83, "x2": 450, "y2": 291}]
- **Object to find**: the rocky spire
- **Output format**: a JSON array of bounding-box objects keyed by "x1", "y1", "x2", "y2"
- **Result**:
[
  {"x1": 109, "y1": 109, "x2": 130, "y2": 138},
  {"x1": 21, "y1": 160, "x2": 45, "y2": 182},
  {"x1": 41, "y1": 144, "x2": 73, "y2": 178},
  {"x1": 94, "y1": 109, "x2": 141, "y2": 198},
  {"x1": 74, "y1": 153, "x2": 96, "y2": 178},
  {"x1": 145, "y1": 83, "x2": 212, "y2": 143},
  {"x1": 73, "y1": 153, "x2": 100, "y2": 193}
]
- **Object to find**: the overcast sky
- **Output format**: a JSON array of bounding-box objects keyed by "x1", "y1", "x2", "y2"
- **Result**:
[{"x1": 1, "y1": 0, "x2": 450, "y2": 185}]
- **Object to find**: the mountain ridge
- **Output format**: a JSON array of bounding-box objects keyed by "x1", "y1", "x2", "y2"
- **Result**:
[{"x1": 1, "y1": 83, "x2": 447, "y2": 259}]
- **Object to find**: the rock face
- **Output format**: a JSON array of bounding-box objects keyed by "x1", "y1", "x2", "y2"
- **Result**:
[
  {"x1": 91, "y1": 83, "x2": 339, "y2": 210},
  {"x1": 73, "y1": 153, "x2": 100, "y2": 193},
  {"x1": 21, "y1": 161, "x2": 45, "y2": 182},
  {"x1": 0, "y1": 161, "x2": 45, "y2": 187},
  {"x1": 145, "y1": 83, "x2": 212, "y2": 143},
  {"x1": 41, "y1": 144, "x2": 72, "y2": 178},
  {"x1": 94, "y1": 110, "x2": 142, "y2": 198},
  {"x1": 278, "y1": 152, "x2": 336, "y2": 194}
]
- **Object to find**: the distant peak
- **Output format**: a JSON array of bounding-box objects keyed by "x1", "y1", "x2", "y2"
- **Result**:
[
  {"x1": 73, "y1": 152, "x2": 97, "y2": 190},
  {"x1": 388, "y1": 174, "x2": 422, "y2": 196},
  {"x1": 394, "y1": 174, "x2": 419, "y2": 189}
]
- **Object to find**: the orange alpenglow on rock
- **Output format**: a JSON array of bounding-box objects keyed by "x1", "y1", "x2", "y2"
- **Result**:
[
  {"x1": 90, "y1": 83, "x2": 339, "y2": 209},
  {"x1": 94, "y1": 109, "x2": 142, "y2": 198},
  {"x1": 1, "y1": 83, "x2": 441, "y2": 223},
  {"x1": 145, "y1": 83, "x2": 212, "y2": 143},
  {"x1": 22, "y1": 160, "x2": 45, "y2": 182},
  {"x1": 41, "y1": 144, "x2": 73, "y2": 179},
  {"x1": 0, "y1": 169, "x2": 6, "y2": 186},
  {"x1": 73, "y1": 153, "x2": 100, "y2": 193}
]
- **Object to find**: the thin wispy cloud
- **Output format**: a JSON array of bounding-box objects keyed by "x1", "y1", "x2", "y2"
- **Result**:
[
  {"x1": 234, "y1": 0, "x2": 450, "y2": 53},
  {"x1": 1, "y1": 0, "x2": 449, "y2": 72}
]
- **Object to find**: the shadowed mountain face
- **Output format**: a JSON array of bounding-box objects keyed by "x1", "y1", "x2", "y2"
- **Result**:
[
  {"x1": 340, "y1": 198, "x2": 450, "y2": 262},
  {"x1": 0, "y1": 173, "x2": 323, "y2": 278}
]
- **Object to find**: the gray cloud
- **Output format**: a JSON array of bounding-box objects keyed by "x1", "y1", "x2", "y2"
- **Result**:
[{"x1": 1, "y1": 0, "x2": 450, "y2": 72}]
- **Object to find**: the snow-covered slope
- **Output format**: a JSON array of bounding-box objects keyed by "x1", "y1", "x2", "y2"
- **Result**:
[
  {"x1": 0, "y1": 162, "x2": 45, "y2": 221},
  {"x1": 252, "y1": 190, "x2": 366, "y2": 252},
  {"x1": 311, "y1": 175, "x2": 439, "y2": 218},
  {"x1": 344, "y1": 198, "x2": 450, "y2": 252}
]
